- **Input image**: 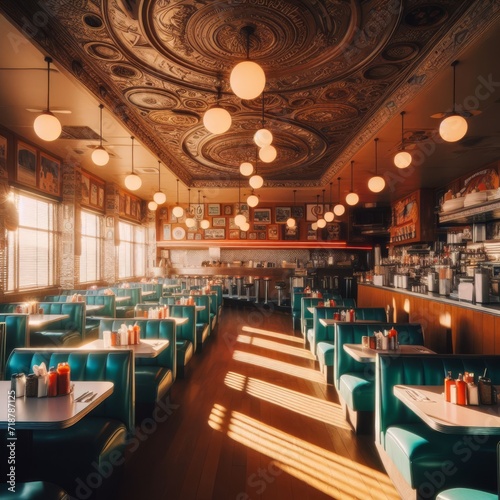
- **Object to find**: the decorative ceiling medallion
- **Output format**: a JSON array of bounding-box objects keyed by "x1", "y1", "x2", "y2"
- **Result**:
[
  {"x1": 404, "y1": 5, "x2": 448, "y2": 28},
  {"x1": 110, "y1": 64, "x2": 142, "y2": 79},
  {"x1": 125, "y1": 88, "x2": 179, "y2": 110},
  {"x1": 83, "y1": 14, "x2": 103, "y2": 29},
  {"x1": 364, "y1": 64, "x2": 401, "y2": 80},
  {"x1": 295, "y1": 104, "x2": 359, "y2": 124},
  {"x1": 148, "y1": 110, "x2": 199, "y2": 127},
  {"x1": 84, "y1": 42, "x2": 121, "y2": 61},
  {"x1": 382, "y1": 42, "x2": 420, "y2": 62}
]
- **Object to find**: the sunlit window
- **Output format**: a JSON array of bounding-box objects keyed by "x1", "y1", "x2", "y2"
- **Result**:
[
  {"x1": 118, "y1": 221, "x2": 146, "y2": 279},
  {"x1": 80, "y1": 210, "x2": 103, "y2": 283},
  {"x1": 7, "y1": 192, "x2": 58, "y2": 291}
]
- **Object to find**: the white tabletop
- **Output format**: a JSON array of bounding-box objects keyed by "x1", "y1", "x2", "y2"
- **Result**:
[
  {"x1": 394, "y1": 385, "x2": 500, "y2": 434},
  {"x1": 86, "y1": 304, "x2": 104, "y2": 313},
  {"x1": 28, "y1": 314, "x2": 69, "y2": 328},
  {"x1": 141, "y1": 290, "x2": 155, "y2": 297},
  {"x1": 343, "y1": 344, "x2": 435, "y2": 363},
  {"x1": 319, "y1": 318, "x2": 383, "y2": 327},
  {"x1": 163, "y1": 284, "x2": 181, "y2": 288},
  {"x1": 81, "y1": 338, "x2": 170, "y2": 358},
  {"x1": 115, "y1": 296, "x2": 131, "y2": 303},
  {"x1": 133, "y1": 316, "x2": 188, "y2": 326},
  {"x1": 0, "y1": 380, "x2": 113, "y2": 430}
]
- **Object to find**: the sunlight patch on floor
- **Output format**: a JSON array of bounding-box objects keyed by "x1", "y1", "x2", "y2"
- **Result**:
[
  {"x1": 232, "y1": 350, "x2": 325, "y2": 383},
  {"x1": 236, "y1": 334, "x2": 315, "y2": 360},
  {"x1": 207, "y1": 404, "x2": 399, "y2": 500},
  {"x1": 242, "y1": 325, "x2": 304, "y2": 344},
  {"x1": 224, "y1": 371, "x2": 350, "y2": 429}
]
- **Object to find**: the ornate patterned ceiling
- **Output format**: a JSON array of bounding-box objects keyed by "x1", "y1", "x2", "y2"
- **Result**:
[{"x1": 0, "y1": 0, "x2": 494, "y2": 189}]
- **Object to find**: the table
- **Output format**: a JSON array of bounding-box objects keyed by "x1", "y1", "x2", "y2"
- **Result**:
[
  {"x1": 115, "y1": 296, "x2": 131, "y2": 303},
  {"x1": 28, "y1": 314, "x2": 69, "y2": 329},
  {"x1": 85, "y1": 304, "x2": 104, "y2": 314},
  {"x1": 133, "y1": 315, "x2": 188, "y2": 326},
  {"x1": 319, "y1": 318, "x2": 384, "y2": 327},
  {"x1": 163, "y1": 284, "x2": 180, "y2": 289},
  {"x1": 141, "y1": 290, "x2": 155, "y2": 297},
  {"x1": 343, "y1": 344, "x2": 435, "y2": 363},
  {"x1": 394, "y1": 384, "x2": 500, "y2": 434},
  {"x1": 0, "y1": 380, "x2": 114, "y2": 430},
  {"x1": 81, "y1": 338, "x2": 170, "y2": 358}
]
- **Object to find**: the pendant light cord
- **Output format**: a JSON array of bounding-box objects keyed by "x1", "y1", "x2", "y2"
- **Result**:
[
  {"x1": 131, "y1": 136, "x2": 135, "y2": 173},
  {"x1": 350, "y1": 161, "x2": 354, "y2": 191},
  {"x1": 400, "y1": 111, "x2": 405, "y2": 151},
  {"x1": 157, "y1": 160, "x2": 161, "y2": 190},
  {"x1": 45, "y1": 56, "x2": 52, "y2": 112},
  {"x1": 261, "y1": 92, "x2": 265, "y2": 126},
  {"x1": 374, "y1": 138, "x2": 379, "y2": 175},
  {"x1": 337, "y1": 177, "x2": 341, "y2": 202},
  {"x1": 451, "y1": 60, "x2": 458, "y2": 114},
  {"x1": 176, "y1": 179, "x2": 180, "y2": 205}
]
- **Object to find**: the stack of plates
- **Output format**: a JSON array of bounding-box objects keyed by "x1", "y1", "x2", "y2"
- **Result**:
[
  {"x1": 463, "y1": 191, "x2": 487, "y2": 207},
  {"x1": 441, "y1": 197, "x2": 464, "y2": 212}
]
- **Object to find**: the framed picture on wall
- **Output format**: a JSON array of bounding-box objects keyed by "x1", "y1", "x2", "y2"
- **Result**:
[
  {"x1": 268, "y1": 224, "x2": 279, "y2": 240},
  {"x1": 204, "y1": 228, "x2": 225, "y2": 239},
  {"x1": 162, "y1": 224, "x2": 171, "y2": 240},
  {"x1": 229, "y1": 229, "x2": 240, "y2": 239},
  {"x1": 212, "y1": 217, "x2": 226, "y2": 227},
  {"x1": 282, "y1": 224, "x2": 299, "y2": 240},
  {"x1": 39, "y1": 152, "x2": 61, "y2": 196},
  {"x1": 16, "y1": 141, "x2": 37, "y2": 187},
  {"x1": 291, "y1": 205, "x2": 305, "y2": 219},
  {"x1": 307, "y1": 223, "x2": 317, "y2": 240},
  {"x1": 208, "y1": 204, "x2": 221, "y2": 216},
  {"x1": 252, "y1": 208, "x2": 271, "y2": 223},
  {"x1": 306, "y1": 203, "x2": 324, "y2": 221},
  {"x1": 275, "y1": 206, "x2": 291, "y2": 223},
  {"x1": 224, "y1": 204, "x2": 232, "y2": 215}
]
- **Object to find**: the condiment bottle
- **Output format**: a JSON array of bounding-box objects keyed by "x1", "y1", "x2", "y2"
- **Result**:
[
  {"x1": 47, "y1": 366, "x2": 58, "y2": 397},
  {"x1": 388, "y1": 327, "x2": 398, "y2": 350},
  {"x1": 444, "y1": 371, "x2": 455, "y2": 402},
  {"x1": 456, "y1": 373, "x2": 467, "y2": 405},
  {"x1": 133, "y1": 324, "x2": 140, "y2": 344},
  {"x1": 57, "y1": 362, "x2": 71, "y2": 395}
]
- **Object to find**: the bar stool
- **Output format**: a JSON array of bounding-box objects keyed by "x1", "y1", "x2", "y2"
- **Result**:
[
  {"x1": 235, "y1": 276, "x2": 244, "y2": 299},
  {"x1": 305, "y1": 276, "x2": 315, "y2": 290},
  {"x1": 243, "y1": 282, "x2": 254, "y2": 301},
  {"x1": 253, "y1": 277, "x2": 261, "y2": 303},
  {"x1": 263, "y1": 277, "x2": 271, "y2": 304},
  {"x1": 275, "y1": 281, "x2": 286, "y2": 306}
]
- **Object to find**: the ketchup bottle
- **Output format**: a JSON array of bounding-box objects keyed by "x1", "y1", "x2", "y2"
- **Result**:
[
  {"x1": 57, "y1": 362, "x2": 71, "y2": 395},
  {"x1": 444, "y1": 371, "x2": 455, "y2": 402},
  {"x1": 48, "y1": 367, "x2": 58, "y2": 397},
  {"x1": 456, "y1": 373, "x2": 467, "y2": 405}
]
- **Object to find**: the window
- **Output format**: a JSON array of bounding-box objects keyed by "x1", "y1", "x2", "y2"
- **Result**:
[
  {"x1": 7, "y1": 191, "x2": 58, "y2": 291},
  {"x1": 80, "y1": 210, "x2": 103, "y2": 283},
  {"x1": 118, "y1": 221, "x2": 146, "y2": 279}
]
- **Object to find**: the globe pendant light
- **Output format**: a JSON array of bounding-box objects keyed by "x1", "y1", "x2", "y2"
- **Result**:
[
  {"x1": 230, "y1": 26, "x2": 266, "y2": 101},
  {"x1": 33, "y1": 56, "x2": 62, "y2": 141},
  {"x1": 124, "y1": 136, "x2": 142, "y2": 191},
  {"x1": 240, "y1": 221, "x2": 250, "y2": 232},
  {"x1": 239, "y1": 161, "x2": 254, "y2": 176},
  {"x1": 153, "y1": 160, "x2": 167, "y2": 205},
  {"x1": 259, "y1": 144, "x2": 277, "y2": 163},
  {"x1": 287, "y1": 189, "x2": 297, "y2": 228},
  {"x1": 346, "y1": 161, "x2": 360, "y2": 206},
  {"x1": 234, "y1": 175, "x2": 246, "y2": 227},
  {"x1": 368, "y1": 138, "x2": 385, "y2": 193},
  {"x1": 200, "y1": 195, "x2": 210, "y2": 229},
  {"x1": 148, "y1": 200, "x2": 158, "y2": 211},
  {"x1": 172, "y1": 179, "x2": 184, "y2": 218},
  {"x1": 249, "y1": 148, "x2": 264, "y2": 189},
  {"x1": 247, "y1": 190, "x2": 259, "y2": 208},
  {"x1": 324, "y1": 183, "x2": 334, "y2": 222},
  {"x1": 254, "y1": 92, "x2": 273, "y2": 147},
  {"x1": 334, "y1": 177, "x2": 345, "y2": 216},
  {"x1": 92, "y1": 104, "x2": 110, "y2": 166},
  {"x1": 203, "y1": 85, "x2": 232, "y2": 134},
  {"x1": 317, "y1": 190, "x2": 327, "y2": 228},
  {"x1": 185, "y1": 189, "x2": 196, "y2": 228},
  {"x1": 439, "y1": 60, "x2": 468, "y2": 142},
  {"x1": 394, "y1": 111, "x2": 412, "y2": 169}
]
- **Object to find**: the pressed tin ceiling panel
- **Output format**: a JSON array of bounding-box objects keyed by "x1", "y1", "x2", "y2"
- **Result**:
[{"x1": 0, "y1": 0, "x2": 498, "y2": 198}]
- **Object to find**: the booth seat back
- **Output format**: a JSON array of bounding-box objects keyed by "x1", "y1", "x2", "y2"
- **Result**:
[
  {"x1": 0, "y1": 313, "x2": 29, "y2": 356},
  {"x1": 6, "y1": 348, "x2": 134, "y2": 431},
  {"x1": 133, "y1": 282, "x2": 163, "y2": 302},
  {"x1": 208, "y1": 291, "x2": 218, "y2": 330},
  {"x1": 193, "y1": 294, "x2": 211, "y2": 330},
  {"x1": 0, "y1": 303, "x2": 18, "y2": 313},
  {"x1": 44, "y1": 294, "x2": 72, "y2": 302},
  {"x1": 36, "y1": 301, "x2": 85, "y2": 340},
  {"x1": 84, "y1": 294, "x2": 116, "y2": 317},
  {"x1": 159, "y1": 296, "x2": 176, "y2": 306},
  {"x1": 309, "y1": 306, "x2": 348, "y2": 353},
  {"x1": 168, "y1": 305, "x2": 196, "y2": 348},
  {"x1": 108, "y1": 287, "x2": 142, "y2": 306},
  {"x1": 292, "y1": 292, "x2": 310, "y2": 330},
  {"x1": 210, "y1": 284, "x2": 223, "y2": 314},
  {"x1": 335, "y1": 322, "x2": 424, "y2": 391},
  {"x1": 300, "y1": 297, "x2": 323, "y2": 336},
  {"x1": 376, "y1": 354, "x2": 500, "y2": 447},
  {"x1": 337, "y1": 297, "x2": 356, "y2": 308},
  {"x1": 98, "y1": 318, "x2": 176, "y2": 378},
  {"x1": 350, "y1": 307, "x2": 387, "y2": 321}
]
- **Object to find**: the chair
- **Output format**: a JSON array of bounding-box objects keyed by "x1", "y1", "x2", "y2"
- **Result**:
[{"x1": 274, "y1": 281, "x2": 286, "y2": 306}]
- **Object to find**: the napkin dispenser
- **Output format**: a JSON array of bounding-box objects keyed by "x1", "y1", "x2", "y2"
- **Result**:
[
  {"x1": 475, "y1": 270, "x2": 490, "y2": 303},
  {"x1": 458, "y1": 278, "x2": 474, "y2": 302}
]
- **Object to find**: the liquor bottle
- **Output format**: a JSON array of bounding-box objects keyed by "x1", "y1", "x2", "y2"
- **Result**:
[{"x1": 444, "y1": 371, "x2": 455, "y2": 402}]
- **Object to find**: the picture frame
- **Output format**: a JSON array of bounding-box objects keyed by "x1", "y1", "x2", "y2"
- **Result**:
[
  {"x1": 282, "y1": 224, "x2": 299, "y2": 240},
  {"x1": 275, "y1": 206, "x2": 291, "y2": 224},
  {"x1": 98, "y1": 187, "x2": 105, "y2": 208},
  {"x1": 268, "y1": 224, "x2": 279, "y2": 240},
  {"x1": 234, "y1": 203, "x2": 249, "y2": 219},
  {"x1": 254, "y1": 224, "x2": 266, "y2": 231},
  {"x1": 187, "y1": 232, "x2": 194, "y2": 240},
  {"x1": 252, "y1": 208, "x2": 271, "y2": 224},
  {"x1": 90, "y1": 182, "x2": 98, "y2": 206},
  {"x1": 248, "y1": 232, "x2": 257, "y2": 240},
  {"x1": 229, "y1": 229, "x2": 240, "y2": 239},
  {"x1": 208, "y1": 204, "x2": 221, "y2": 216},
  {"x1": 258, "y1": 232, "x2": 266, "y2": 240},
  {"x1": 224, "y1": 204, "x2": 232, "y2": 215},
  {"x1": 38, "y1": 152, "x2": 61, "y2": 196},
  {"x1": 162, "y1": 224, "x2": 172, "y2": 240},
  {"x1": 322, "y1": 222, "x2": 342, "y2": 241},
  {"x1": 291, "y1": 205, "x2": 305, "y2": 219},
  {"x1": 16, "y1": 141, "x2": 37, "y2": 187},
  {"x1": 229, "y1": 217, "x2": 238, "y2": 229},
  {"x1": 240, "y1": 231, "x2": 247, "y2": 239},
  {"x1": 306, "y1": 203, "x2": 324, "y2": 221},
  {"x1": 212, "y1": 217, "x2": 226, "y2": 227},
  {"x1": 204, "y1": 228, "x2": 225, "y2": 239},
  {"x1": 307, "y1": 223, "x2": 318, "y2": 240},
  {"x1": 0, "y1": 134, "x2": 8, "y2": 179}
]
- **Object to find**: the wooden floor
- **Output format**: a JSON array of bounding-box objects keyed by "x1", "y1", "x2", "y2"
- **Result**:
[{"x1": 116, "y1": 304, "x2": 401, "y2": 500}]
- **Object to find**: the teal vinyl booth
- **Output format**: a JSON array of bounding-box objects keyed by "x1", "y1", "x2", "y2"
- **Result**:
[
  {"x1": 5, "y1": 348, "x2": 134, "y2": 498},
  {"x1": 375, "y1": 354, "x2": 500, "y2": 499},
  {"x1": 335, "y1": 322, "x2": 424, "y2": 433},
  {"x1": 98, "y1": 318, "x2": 176, "y2": 412}
]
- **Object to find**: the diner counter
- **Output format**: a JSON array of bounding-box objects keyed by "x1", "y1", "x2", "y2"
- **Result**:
[
  {"x1": 358, "y1": 283, "x2": 500, "y2": 356},
  {"x1": 164, "y1": 266, "x2": 296, "y2": 279}
]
